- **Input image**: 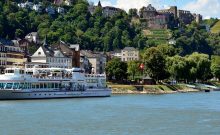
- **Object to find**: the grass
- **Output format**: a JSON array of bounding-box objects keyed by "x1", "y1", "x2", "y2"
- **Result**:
[
  {"x1": 109, "y1": 84, "x2": 178, "y2": 92},
  {"x1": 211, "y1": 20, "x2": 220, "y2": 34},
  {"x1": 143, "y1": 29, "x2": 171, "y2": 45}
]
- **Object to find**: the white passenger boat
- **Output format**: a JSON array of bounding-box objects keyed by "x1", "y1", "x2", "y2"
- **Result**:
[{"x1": 0, "y1": 67, "x2": 111, "y2": 99}]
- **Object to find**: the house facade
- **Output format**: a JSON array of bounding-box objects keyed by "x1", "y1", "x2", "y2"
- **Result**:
[
  {"x1": 57, "y1": 41, "x2": 80, "y2": 68},
  {"x1": 81, "y1": 50, "x2": 106, "y2": 74},
  {"x1": 112, "y1": 47, "x2": 139, "y2": 62},
  {"x1": 0, "y1": 44, "x2": 26, "y2": 70},
  {"x1": 121, "y1": 47, "x2": 139, "y2": 62},
  {"x1": 31, "y1": 45, "x2": 72, "y2": 69}
]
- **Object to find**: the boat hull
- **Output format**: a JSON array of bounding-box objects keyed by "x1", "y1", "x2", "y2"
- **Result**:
[{"x1": 0, "y1": 88, "x2": 111, "y2": 100}]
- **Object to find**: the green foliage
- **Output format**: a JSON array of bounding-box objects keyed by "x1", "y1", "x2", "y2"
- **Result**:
[
  {"x1": 0, "y1": 1, "x2": 146, "y2": 51},
  {"x1": 207, "y1": 33, "x2": 220, "y2": 55},
  {"x1": 157, "y1": 44, "x2": 177, "y2": 57},
  {"x1": 210, "y1": 20, "x2": 220, "y2": 34},
  {"x1": 203, "y1": 18, "x2": 219, "y2": 27},
  {"x1": 105, "y1": 58, "x2": 127, "y2": 81},
  {"x1": 127, "y1": 60, "x2": 141, "y2": 80},
  {"x1": 211, "y1": 55, "x2": 220, "y2": 80},
  {"x1": 173, "y1": 25, "x2": 213, "y2": 56},
  {"x1": 186, "y1": 52, "x2": 212, "y2": 81},
  {"x1": 166, "y1": 55, "x2": 187, "y2": 81},
  {"x1": 143, "y1": 47, "x2": 169, "y2": 81}
]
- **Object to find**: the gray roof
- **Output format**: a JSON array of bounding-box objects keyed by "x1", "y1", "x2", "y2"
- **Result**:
[
  {"x1": 41, "y1": 46, "x2": 54, "y2": 57},
  {"x1": 60, "y1": 40, "x2": 80, "y2": 51},
  {"x1": 144, "y1": 4, "x2": 156, "y2": 11},
  {"x1": 81, "y1": 50, "x2": 97, "y2": 58},
  {"x1": 81, "y1": 50, "x2": 106, "y2": 59},
  {"x1": 123, "y1": 47, "x2": 137, "y2": 51}
]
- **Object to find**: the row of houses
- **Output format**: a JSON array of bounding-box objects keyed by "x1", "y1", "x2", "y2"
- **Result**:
[
  {"x1": 0, "y1": 32, "x2": 140, "y2": 74},
  {"x1": 18, "y1": 1, "x2": 65, "y2": 14}
]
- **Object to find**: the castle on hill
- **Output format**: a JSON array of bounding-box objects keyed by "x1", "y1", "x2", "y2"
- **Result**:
[{"x1": 139, "y1": 4, "x2": 202, "y2": 29}]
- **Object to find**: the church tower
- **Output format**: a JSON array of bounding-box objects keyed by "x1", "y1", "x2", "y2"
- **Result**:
[{"x1": 98, "y1": 0, "x2": 102, "y2": 7}]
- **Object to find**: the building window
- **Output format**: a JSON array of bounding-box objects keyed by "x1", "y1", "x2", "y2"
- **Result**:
[{"x1": 38, "y1": 52, "x2": 41, "y2": 55}]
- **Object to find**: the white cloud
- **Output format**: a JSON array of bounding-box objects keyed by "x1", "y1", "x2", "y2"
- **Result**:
[
  {"x1": 183, "y1": 0, "x2": 220, "y2": 19},
  {"x1": 115, "y1": 0, "x2": 154, "y2": 11},
  {"x1": 100, "y1": 0, "x2": 113, "y2": 7},
  {"x1": 95, "y1": 0, "x2": 159, "y2": 11}
]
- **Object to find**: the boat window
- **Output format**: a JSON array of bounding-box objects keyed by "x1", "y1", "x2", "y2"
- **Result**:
[
  {"x1": 5, "y1": 83, "x2": 13, "y2": 89},
  {"x1": 32, "y1": 84, "x2": 35, "y2": 89},
  {"x1": 52, "y1": 83, "x2": 55, "y2": 88},
  {"x1": 23, "y1": 83, "x2": 28, "y2": 89},
  {"x1": 0, "y1": 83, "x2": 4, "y2": 89},
  {"x1": 55, "y1": 83, "x2": 58, "y2": 88},
  {"x1": 6, "y1": 70, "x2": 14, "y2": 73},
  {"x1": 19, "y1": 83, "x2": 24, "y2": 89},
  {"x1": 36, "y1": 84, "x2": 40, "y2": 89},
  {"x1": 44, "y1": 83, "x2": 48, "y2": 88},
  {"x1": 19, "y1": 70, "x2": 24, "y2": 74},
  {"x1": 13, "y1": 83, "x2": 19, "y2": 89},
  {"x1": 48, "y1": 83, "x2": 52, "y2": 88},
  {"x1": 40, "y1": 83, "x2": 44, "y2": 89}
]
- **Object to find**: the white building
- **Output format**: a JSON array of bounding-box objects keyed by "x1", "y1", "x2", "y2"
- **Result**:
[
  {"x1": 113, "y1": 47, "x2": 139, "y2": 62},
  {"x1": 31, "y1": 46, "x2": 72, "y2": 69},
  {"x1": 25, "y1": 32, "x2": 40, "y2": 44},
  {"x1": 33, "y1": 4, "x2": 42, "y2": 12},
  {"x1": 57, "y1": 7, "x2": 65, "y2": 14}
]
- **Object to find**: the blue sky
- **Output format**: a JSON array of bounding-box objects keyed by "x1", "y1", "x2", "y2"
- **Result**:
[{"x1": 88, "y1": 0, "x2": 220, "y2": 19}]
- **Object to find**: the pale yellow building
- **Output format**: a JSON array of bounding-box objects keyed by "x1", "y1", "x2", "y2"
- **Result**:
[
  {"x1": 121, "y1": 47, "x2": 139, "y2": 62},
  {"x1": 0, "y1": 44, "x2": 26, "y2": 69}
]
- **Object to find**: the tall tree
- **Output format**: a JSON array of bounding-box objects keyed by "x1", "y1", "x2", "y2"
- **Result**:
[
  {"x1": 187, "y1": 52, "x2": 212, "y2": 82},
  {"x1": 211, "y1": 55, "x2": 220, "y2": 80},
  {"x1": 143, "y1": 47, "x2": 169, "y2": 82},
  {"x1": 105, "y1": 58, "x2": 127, "y2": 81},
  {"x1": 127, "y1": 60, "x2": 141, "y2": 80}
]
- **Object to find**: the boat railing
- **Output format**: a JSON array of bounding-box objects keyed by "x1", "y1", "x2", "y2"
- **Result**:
[
  {"x1": 31, "y1": 76, "x2": 71, "y2": 80},
  {"x1": 85, "y1": 74, "x2": 106, "y2": 78}
]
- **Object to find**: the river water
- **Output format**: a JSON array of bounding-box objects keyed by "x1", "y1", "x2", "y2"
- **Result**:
[{"x1": 0, "y1": 92, "x2": 220, "y2": 135}]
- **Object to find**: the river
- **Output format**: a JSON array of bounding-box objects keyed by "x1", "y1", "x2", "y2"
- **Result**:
[{"x1": 0, "y1": 92, "x2": 220, "y2": 135}]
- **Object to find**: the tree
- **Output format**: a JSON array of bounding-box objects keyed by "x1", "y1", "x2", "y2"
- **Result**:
[
  {"x1": 143, "y1": 47, "x2": 169, "y2": 82},
  {"x1": 105, "y1": 58, "x2": 127, "y2": 81},
  {"x1": 127, "y1": 60, "x2": 141, "y2": 80},
  {"x1": 211, "y1": 55, "x2": 220, "y2": 80},
  {"x1": 157, "y1": 44, "x2": 177, "y2": 57},
  {"x1": 186, "y1": 52, "x2": 212, "y2": 82},
  {"x1": 166, "y1": 55, "x2": 188, "y2": 82},
  {"x1": 128, "y1": 8, "x2": 138, "y2": 18}
]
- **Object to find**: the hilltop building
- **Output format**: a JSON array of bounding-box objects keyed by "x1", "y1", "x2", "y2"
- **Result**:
[
  {"x1": 54, "y1": 0, "x2": 73, "y2": 6},
  {"x1": 89, "y1": 0, "x2": 123, "y2": 17},
  {"x1": 139, "y1": 4, "x2": 202, "y2": 29}
]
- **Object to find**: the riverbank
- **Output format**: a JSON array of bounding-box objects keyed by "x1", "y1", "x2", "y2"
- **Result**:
[{"x1": 109, "y1": 84, "x2": 200, "y2": 94}]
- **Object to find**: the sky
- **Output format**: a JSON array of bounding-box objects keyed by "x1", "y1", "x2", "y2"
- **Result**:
[{"x1": 88, "y1": 0, "x2": 220, "y2": 19}]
